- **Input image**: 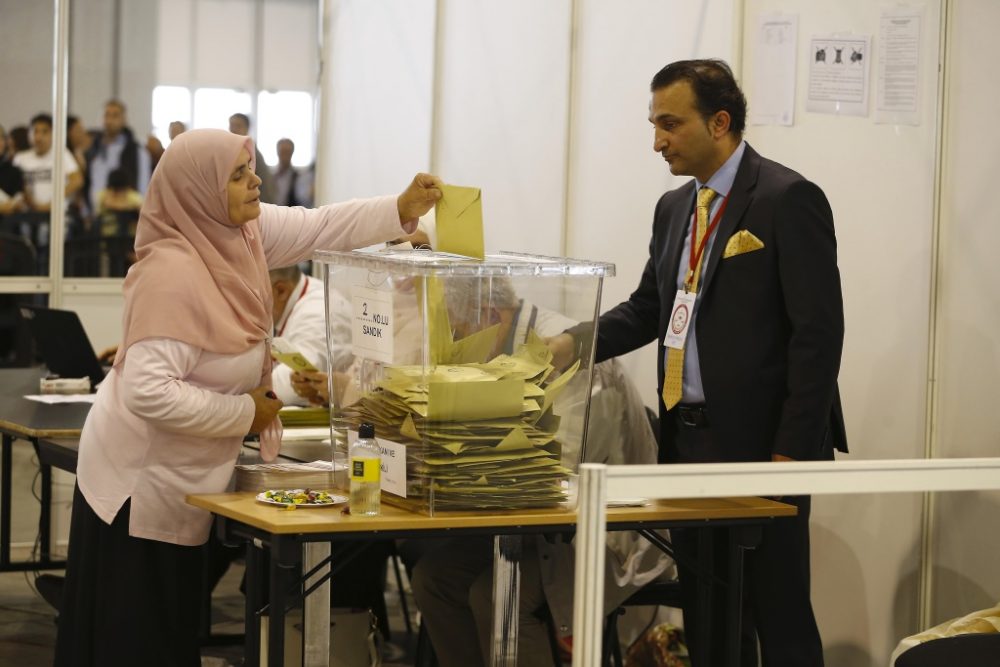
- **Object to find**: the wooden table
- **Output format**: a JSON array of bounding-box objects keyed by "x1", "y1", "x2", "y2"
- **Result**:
[
  {"x1": 0, "y1": 368, "x2": 90, "y2": 572},
  {"x1": 189, "y1": 491, "x2": 795, "y2": 667}
]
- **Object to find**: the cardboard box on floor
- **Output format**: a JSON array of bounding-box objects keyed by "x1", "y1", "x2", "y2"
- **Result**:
[{"x1": 261, "y1": 607, "x2": 379, "y2": 667}]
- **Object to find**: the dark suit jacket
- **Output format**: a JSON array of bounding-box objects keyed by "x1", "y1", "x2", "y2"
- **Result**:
[{"x1": 592, "y1": 144, "x2": 847, "y2": 463}]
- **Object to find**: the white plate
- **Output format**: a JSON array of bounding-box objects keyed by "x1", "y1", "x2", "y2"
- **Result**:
[{"x1": 255, "y1": 491, "x2": 348, "y2": 508}]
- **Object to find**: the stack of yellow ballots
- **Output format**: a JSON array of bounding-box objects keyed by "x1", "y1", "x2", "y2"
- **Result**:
[{"x1": 347, "y1": 332, "x2": 579, "y2": 510}]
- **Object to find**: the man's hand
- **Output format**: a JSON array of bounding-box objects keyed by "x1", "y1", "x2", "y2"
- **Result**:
[
  {"x1": 291, "y1": 370, "x2": 329, "y2": 406},
  {"x1": 545, "y1": 333, "x2": 577, "y2": 371},
  {"x1": 397, "y1": 173, "x2": 443, "y2": 225},
  {"x1": 248, "y1": 385, "x2": 283, "y2": 433},
  {"x1": 772, "y1": 453, "x2": 796, "y2": 462}
]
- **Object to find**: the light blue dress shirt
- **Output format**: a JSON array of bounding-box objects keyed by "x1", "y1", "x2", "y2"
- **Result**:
[{"x1": 665, "y1": 140, "x2": 746, "y2": 405}]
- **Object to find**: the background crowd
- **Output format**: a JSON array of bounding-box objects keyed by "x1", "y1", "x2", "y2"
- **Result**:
[{"x1": 0, "y1": 100, "x2": 315, "y2": 279}]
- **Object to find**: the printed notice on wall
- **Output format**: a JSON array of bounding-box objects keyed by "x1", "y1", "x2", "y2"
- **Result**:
[
  {"x1": 751, "y1": 13, "x2": 798, "y2": 126},
  {"x1": 806, "y1": 34, "x2": 871, "y2": 116},
  {"x1": 351, "y1": 283, "x2": 395, "y2": 364},
  {"x1": 876, "y1": 7, "x2": 923, "y2": 125}
]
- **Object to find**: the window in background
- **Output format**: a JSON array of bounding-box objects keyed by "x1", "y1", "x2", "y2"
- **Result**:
[
  {"x1": 151, "y1": 86, "x2": 192, "y2": 146},
  {"x1": 257, "y1": 91, "x2": 315, "y2": 167},
  {"x1": 192, "y1": 88, "x2": 252, "y2": 133}
]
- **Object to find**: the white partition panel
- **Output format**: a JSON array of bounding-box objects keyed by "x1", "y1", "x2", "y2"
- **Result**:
[
  {"x1": 566, "y1": 0, "x2": 736, "y2": 405},
  {"x1": 319, "y1": 0, "x2": 435, "y2": 203},
  {"x1": 433, "y1": 0, "x2": 572, "y2": 256},
  {"x1": 931, "y1": 0, "x2": 1000, "y2": 624},
  {"x1": 741, "y1": 1, "x2": 943, "y2": 664}
]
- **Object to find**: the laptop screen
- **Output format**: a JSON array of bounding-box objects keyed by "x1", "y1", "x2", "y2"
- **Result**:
[{"x1": 18, "y1": 305, "x2": 107, "y2": 390}]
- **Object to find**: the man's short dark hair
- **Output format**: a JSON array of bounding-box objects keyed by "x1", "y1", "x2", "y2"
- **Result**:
[
  {"x1": 650, "y1": 59, "x2": 747, "y2": 136},
  {"x1": 30, "y1": 113, "x2": 53, "y2": 129},
  {"x1": 105, "y1": 98, "x2": 127, "y2": 113},
  {"x1": 230, "y1": 112, "x2": 251, "y2": 128}
]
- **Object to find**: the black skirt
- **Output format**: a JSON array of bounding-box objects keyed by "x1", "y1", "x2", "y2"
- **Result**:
[{"x1": 54, "y1": 484, "x2": 204, "y2": 667}]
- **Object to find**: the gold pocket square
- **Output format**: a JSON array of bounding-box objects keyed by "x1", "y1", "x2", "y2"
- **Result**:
[{"x1": 722, "y1": 230, "x2": 765, "y2": 258}]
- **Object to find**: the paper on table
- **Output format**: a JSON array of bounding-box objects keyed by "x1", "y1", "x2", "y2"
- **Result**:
[
  {"x1": 25, "y1": 394, "x2": 97, "y2": 404},
  {"x1": 435, "y1": 185, "x2": 485, "y2": 259},
  {"x1": 280, "y1": 427, "x2": 332, "y2": 442}
]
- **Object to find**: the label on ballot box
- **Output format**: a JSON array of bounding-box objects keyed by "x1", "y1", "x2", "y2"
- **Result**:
[{"x1": 350, "y1": 284, "x2": 395, "y2": 363}]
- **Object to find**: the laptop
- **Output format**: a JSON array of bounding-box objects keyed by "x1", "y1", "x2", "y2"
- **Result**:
[{"x1": 18, "y1": 305, "x2": 108, "y2": 390}]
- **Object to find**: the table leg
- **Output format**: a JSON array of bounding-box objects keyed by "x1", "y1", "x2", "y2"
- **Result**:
[
  {"x1": 38, "y1": 456, "x2": 52, "y2": 563},
  {"x1": 725, "y1": 525, "x2": 762, "y2": 667},
  {"x1": 268, "y1": 542, "x2": 290, "y2": 667},
  {"x1": 303, "y1": 541, "x2": 331, "y2": 667},
  {"x1": 245, "y1": 539, "x2": 263, "y2": 667},
  {"x1": 490, "y1": 534, "x2": 522, "y2": 667},
  {"x1": 1, "y1": 434, "x2": 11, "y2": 569},
  {"x1": 696, "y1": 527, "x2": 714, "y2": 665}
]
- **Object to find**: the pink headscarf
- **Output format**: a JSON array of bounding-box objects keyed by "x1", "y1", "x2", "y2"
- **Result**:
[{"x1": 117, "y1": 128, "x2": 283, "y2": 459}]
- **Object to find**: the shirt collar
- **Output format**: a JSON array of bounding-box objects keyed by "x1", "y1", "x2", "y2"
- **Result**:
[{"x1": 694, "y1": 139, "x2": 746, "y2": 198}]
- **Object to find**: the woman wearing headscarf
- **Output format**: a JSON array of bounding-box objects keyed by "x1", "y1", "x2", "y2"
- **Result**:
[{"x1": 53, "y1": 129, "x2": 441, "y2": 666}]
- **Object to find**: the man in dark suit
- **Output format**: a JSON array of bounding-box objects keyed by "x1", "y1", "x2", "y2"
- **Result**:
[{"x1": 552, "y1": 59, "x2": 847, "y2": 666}]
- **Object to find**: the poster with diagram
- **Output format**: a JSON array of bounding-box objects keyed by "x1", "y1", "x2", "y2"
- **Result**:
[{"x1": 807, "y1": 34, "x2": 871, "y2": 116}]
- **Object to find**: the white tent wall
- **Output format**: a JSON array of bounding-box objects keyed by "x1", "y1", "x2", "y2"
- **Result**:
[{"x1": 929, "y1": 0, "x2": 1000, "y2": 627}]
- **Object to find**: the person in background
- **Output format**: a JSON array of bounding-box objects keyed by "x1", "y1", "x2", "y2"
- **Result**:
[
  {"x1": 66, "y1": 115, "x2": 91, "y2": 173},
  {"x1": 0, "y1": 124, "x2": 24, "y2": 217},
  {"x1": 229, "y1": 112, "x2": 274, "y2": 204},
  {"x1": 269, "y1": 263, "x2": 352, "y2": 404},
  {"x1": 85, "y1": 99, "x2": 151, "y2": 213},
  {"x1": 146, "y1": 134, "x2": 165, "y2": 172},
  {"x1": 272, "y1": 137, "x2": 299, "y2": 206},
  {"x1": 549, "y1": 59, "x2": 847, "y2": 667},
  {"x1": 7, "y1": 126, "x2": 30, "y2": 156},
  {"x1": 66, "y1": 115, "x2": 93, "y2": 226},
  {"x1": 53, "y1": 128, "x2": 441, "y2": 666},
  {"x1": 13, "y1": 113, "x2": 83, "y2": 214},
  {"x1": 168, "y1": 120, "x2": 187, "y2": 141}
]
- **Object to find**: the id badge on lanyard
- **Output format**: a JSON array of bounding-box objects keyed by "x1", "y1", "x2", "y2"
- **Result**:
[{"x1": 664, "y1": 290, "x2": 696, "y2": 350}]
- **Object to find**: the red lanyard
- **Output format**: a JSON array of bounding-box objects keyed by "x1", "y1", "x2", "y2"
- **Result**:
[
  {"x1": 685, "y1": 194, "x2": 730, "y2": 290},
  {"x1": 276, "y1": 277, "x2": 309, "y2": 337}
]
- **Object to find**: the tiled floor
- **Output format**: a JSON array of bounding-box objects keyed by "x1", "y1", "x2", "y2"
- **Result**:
[{"x1": 0, "y1": 561, "x2": 419, "y2": 666}]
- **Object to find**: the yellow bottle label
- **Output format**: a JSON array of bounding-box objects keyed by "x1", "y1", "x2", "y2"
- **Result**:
[{"x1": 351, "y1": 457, "x2": 380, "y2": 483}]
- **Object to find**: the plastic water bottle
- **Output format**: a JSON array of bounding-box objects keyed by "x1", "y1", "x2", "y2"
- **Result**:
[{"x1": 350, "y1": 422, "x2": 381, "y2": 515}]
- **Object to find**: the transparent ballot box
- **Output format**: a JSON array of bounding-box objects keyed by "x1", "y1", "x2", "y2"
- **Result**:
[{"x1": 314, "y1": 249, "x2": 614, "y2": 515}]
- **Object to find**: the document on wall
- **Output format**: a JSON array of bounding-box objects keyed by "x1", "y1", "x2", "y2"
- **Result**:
[
  {"x1": 875, "y1": 7, "x2": 923, "y2": 125},
  {"x1": 750, "y1": 13, "x2": 798, "y2": 126},
  {"x1": 806, "y1": 33, "x2": 871, "y2": 116}
]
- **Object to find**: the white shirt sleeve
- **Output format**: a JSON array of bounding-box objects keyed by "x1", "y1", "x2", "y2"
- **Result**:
[
  {"x1": 257, "y1": 195, "x2": 410, "y2": 269},
  {"x1": 119, "y1": 338, "x2": 256, "y2": 437}
]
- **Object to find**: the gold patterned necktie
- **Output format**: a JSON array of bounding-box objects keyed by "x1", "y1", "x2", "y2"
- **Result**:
[{"x1": 662, "y1": 186, "x2": 718, "y2": 410}]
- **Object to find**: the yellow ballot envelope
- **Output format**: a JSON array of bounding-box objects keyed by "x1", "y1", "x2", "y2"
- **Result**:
[
  {"x1": 436, "y1": 185, "x2": 485, "y2": 259},
  {"x1": 270, "y1": 337, "x2": 318, "y2": 373}
]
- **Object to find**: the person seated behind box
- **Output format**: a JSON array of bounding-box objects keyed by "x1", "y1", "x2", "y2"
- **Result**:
[
  {"x1": 405, "y1": 276, "x2": 674, "y2": 667},
  {"x1": 269, "y1": 263, "x2": 354, "y2": 405}
]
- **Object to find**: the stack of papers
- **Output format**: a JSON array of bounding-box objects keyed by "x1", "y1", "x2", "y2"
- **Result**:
[
  {"x1": 278, "y1": 406, "x2": 329, "y2": 428},
  {"x1": 234, "y1": 460, "x2": 345, "y2": 493},
  {"x1": 345, "y1": 326, "x2": 580, "y2": 511}
]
